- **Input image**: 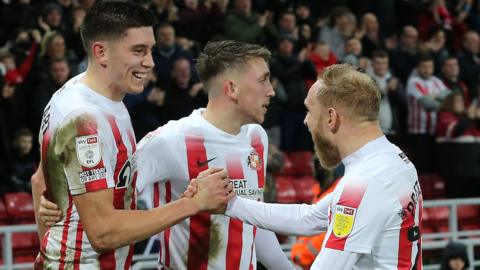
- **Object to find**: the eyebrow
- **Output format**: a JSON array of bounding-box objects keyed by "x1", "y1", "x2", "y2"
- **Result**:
[{"x1": 259, "y1": 71, "x2": 270, "y2": 80}]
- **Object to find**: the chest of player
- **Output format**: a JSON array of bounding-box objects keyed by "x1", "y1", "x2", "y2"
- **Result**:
[{"x1": 174, "y1": 137, "x2": 266, "y2": 202}]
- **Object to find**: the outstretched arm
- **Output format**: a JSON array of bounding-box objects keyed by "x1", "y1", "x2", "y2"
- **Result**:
[{"x1": 225, "y1": 194, "x2": 331, "y2": 236}]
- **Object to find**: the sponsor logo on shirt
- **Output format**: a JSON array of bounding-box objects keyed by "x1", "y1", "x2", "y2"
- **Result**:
[
  {"x1": 247, "y1": 151, "x2": 262, "y2": 171},
  {"x1": 79, "y1": 167, "x2": 106, "y2": 184},
  {"x1": 333, "y1": 205, "x2": 357, "y2": 238},
  {"x1": 231, "y1": 179, "x2": 264, "y2": 201},
  {"x1": 76, "y1": 135, "x2": 101, "y2": 168}
]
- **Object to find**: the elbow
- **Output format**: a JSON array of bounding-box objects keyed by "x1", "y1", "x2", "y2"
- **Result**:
[{"x1": 87, "y1": 229, "x2": 116, "y2": 253}]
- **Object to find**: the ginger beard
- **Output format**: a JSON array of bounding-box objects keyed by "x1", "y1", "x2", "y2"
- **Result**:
[{"x1": 311, "y1": 120, "x2": 342, "y2": 170}]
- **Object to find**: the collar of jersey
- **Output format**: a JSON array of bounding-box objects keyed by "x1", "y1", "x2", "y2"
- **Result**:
[{"x1": 342, "y1": 135, "x2": 390, "y2": 167}]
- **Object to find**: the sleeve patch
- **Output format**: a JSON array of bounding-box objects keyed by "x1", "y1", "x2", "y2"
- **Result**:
[
  {"x1": 333, "y1": 205, "x2": 357, "y2": 238},
  {"x1": 75, "y1": 135, "x2": 101, "y2": 167},
  {"x1": 79, "y1": 168, "x2": 107, "y2": 184}
]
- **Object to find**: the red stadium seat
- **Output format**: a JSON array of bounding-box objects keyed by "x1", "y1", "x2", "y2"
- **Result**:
[
  {"x1": 418, "y1": 174, "x2": 446, "y2": 200},
  {"x1": 458, "y1": 205, "x2": 480, "y2": 231},
  {"x1": 279, "y1": 153, "x2": 295, "y2": 175},
  {"x1": 275, "y1": 176, "x2": 297, "y2": 203},
  {"x1": 292, "y1": 175, "x2": 316, "y2": 203},
  {"x1": 12, "y1": 232, "x2": 39, "y2": 256},
  {"x1": 288, "y1": 151, "x2": 314, "y2": 175},
  {"x1": 4, "y1": 192, "x2": 35, "y2": 223},
  {"x1": 0, "y1": 196, "x2": 8, "y2": 225}
]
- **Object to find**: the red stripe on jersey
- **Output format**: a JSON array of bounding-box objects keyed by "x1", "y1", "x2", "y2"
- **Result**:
[
  {"x1": 248, "y1": 227, "x2": 257, "y2": 270},
  {"x1": 185, "y1": 134, "x2": 211, "y2": 270},
  {"x1": 106, "y1": 114, "x2": 128, "y2": 210},
  {"x1": 59, "y1": 195, "x2": 74, "y2": 270},
  {"x1": 426, "y1": 110, "x2": 431, "y2": 135},
  {"x1": 250, "y1": 133, "x2": 265, "y2": 188},
  {"x1": 75, "y1": 117, "x2": 108, "y2": 192},
  {"x1": 73, "y1": 222, "x2": 83, "y2": 269},
  {"x1": 415, "y1": 198, "x2": 423, "y2": 269},
  {"x1": 414, "y1": 82, "x2": 428, "y2": 95},
  {"x1": 125, "y1": 244, "x2": 134, "y2": 270},
  {"x1": 226, "y1": 155, "x2": 244, "y2": 270},
  {"x1": 164, "y1": 181, "x2": 172, "y2": 267},
  {"x1": 127, "y1": 129, "x2": 137, "y2": 211},
  {"x1": 34, "y1": 230, "x2": 50, "y2": 269},
  {"x1": 41, "y1": 131, "x2": 54, "y2": 201},
  {"x1": 325, "y1": 180, "x2": 368, "y2": 251},
  {"x1": 226, "y1": 156, "x2": 245, "y2": 179},
  {"x1": 397, "y1": 198, "x2": 416, "y2": 269},
  {"x1": 226, "y1": 218, "x2": 243, "y2": 270},
  {"x1": 153, "y1": 182, "x2": 160, "y2": 208},
  {"x1": 99, "y1": 250, "x2": 116, "y2": 270}
]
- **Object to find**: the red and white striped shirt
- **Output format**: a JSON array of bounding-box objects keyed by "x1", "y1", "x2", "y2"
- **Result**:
[
  {"x1": 407, "y1": 75, "x2": 449, "y2": 135},
  {"x1": 36, "y1": 74, "x2": 137, "y2": 269},
  {"x1": 136, "y1": 109, "x2": 269, "y2": 270},
  {"x1": 226, "y1": 136, "x2": 423, "y2": 269}
]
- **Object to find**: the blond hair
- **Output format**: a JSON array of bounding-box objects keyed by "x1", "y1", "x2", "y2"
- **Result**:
[{"x1": 317, "y1": 64, "x2": 380, "y2": 121}]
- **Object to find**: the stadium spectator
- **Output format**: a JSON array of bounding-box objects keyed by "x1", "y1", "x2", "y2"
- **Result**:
[
  {"x1": 441, "y1": 56, "x2": 471, "y2": 105},
  {"x1": 435, "y1": 92, "x2": 480, "y2": 198},
  {"x1": 367, "y1": 49, "x2": 406, "y2": 143},
  {"x1": 318, "y1": 6, "x2": 354, "y2": 60},
  {"x1": 162, "y1": 57, "x2": 207, "y2": 121},
  {"x1": 357, "y1": 13, "x2": 385, "y2": 58},
  {"x1": 270, "y1": 35, "x2": 316, "y2": 151},
  {"x1": 152, "y1": 23, "x2": 194, "y2": 83},
  {"x1": 407, "y1": 53, "x2": 450, "y2": 173},
  {"x1": 223, "y1": 0, "x2": 274, "y2": 45},
  {"x1": 342, "y1": 37, "x2": 369, "y2": 71},
  {"x1": 440, "y1": 241, "x2": 470, "y2": 270},
  {"x1": 31, "y1": 57, "x2": 71, "y2": 135},
  {"x1": 457, "y1": 31, "x2": 480, "y2": 92},
  {"x1": 390, "y1": 25, "x2": 420, "y2": 84},
  {"x1": 176, "y1": 0, "x2": 225, "y2": 45},
  {"x1": 8, "y1": 127, "x2": 36, "y2": 193},
  {"x1": 422, "y1": 27, "x2": 450, "y2": 75}
]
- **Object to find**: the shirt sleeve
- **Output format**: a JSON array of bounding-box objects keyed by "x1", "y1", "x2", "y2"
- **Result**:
[
  {"x1": 324, "y1": 175, "x2": 396, "y2": 254},
  {"x1": 135, "y1": 127, "x2": 179, "y2": 192},
  {"x1": 225, "y1": 193, "x2": 331, "y2": 235},
  {"x1": 310, "y1": 246, "x2": 360, "y2": 270},
  {"x1": 57, "y1": 109, "x2": 115, "y2": 195},
  {"x1": 255, "y1": 228, "x2": 293, "y2": 269}
]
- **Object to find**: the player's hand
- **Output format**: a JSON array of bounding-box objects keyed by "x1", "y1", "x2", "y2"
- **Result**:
[
  {"x1": 190, "y1": 168, "x2": 234, "y2": 214},
  {"x1": 38, "y1": 195, "x2": 62, "y2": 226},
  {"x1": 182, "y1": 178, "x2": 198, "y2": 198}
]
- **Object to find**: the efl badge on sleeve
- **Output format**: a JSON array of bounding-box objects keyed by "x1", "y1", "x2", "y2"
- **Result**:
[
  {"x1": 333, "y1": 205, "x2": 357, "y2": 238},
  {"x1": 76, "y1": 135, "x2": 101, "y2": 168},
  {"x1": 247, "y1": 151, "x2": 263, "y2": 171}
]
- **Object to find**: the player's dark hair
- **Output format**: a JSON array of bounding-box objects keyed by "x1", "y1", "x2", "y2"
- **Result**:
[
  {"x1": 80, "y1": 1, "x2": 156, "y2": 56},
  {"x1": 196, "y1": 40, "x2": 271, "y2": 88}
]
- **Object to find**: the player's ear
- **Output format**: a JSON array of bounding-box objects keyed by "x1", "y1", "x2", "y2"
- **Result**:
[
  {"x1": 224, "y1": 80, "x2": 238, "y2": 100},
  {"x1": 328, "y1": 108, "x2": 340, "y2": 133},
  {"x1": 92, "y1": 41, "x2": 108, "y2": 68}
]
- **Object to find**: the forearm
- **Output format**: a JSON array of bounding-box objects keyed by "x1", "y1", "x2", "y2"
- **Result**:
[
  {"x1": 82, "y1": 197, "x2": 199, "y2": 252},
  {"x1": 31, "y1": 168, "x2": 47, "y2": 239},
  {"x1": 225, "y1": 197, "x2": 327, "y2": 236},
  {"x1": 256, "y1": 228, "x2": 293, "y2": 269}
]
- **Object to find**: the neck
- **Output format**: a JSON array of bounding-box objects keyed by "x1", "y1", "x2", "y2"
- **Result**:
[
  {"x1": 202, "y1": 99, "x2": 246, "y2": 135},
  {"x1": 336, "y1": 122, "x2": 384, "y2": 160},
  {"x1": 82, "y1": 65, "x2": 124, "y2": 102}
]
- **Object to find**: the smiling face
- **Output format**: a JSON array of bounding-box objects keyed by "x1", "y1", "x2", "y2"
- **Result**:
[
  {"x1": 233, "y1": 57, "x2": 275, "y2": 124},
  {"x1": 304, "y1": 81, "x2": 342, "y2": 169},
  {"x1": 105, "y1": 27, "x2": 156, "y2": 96}
]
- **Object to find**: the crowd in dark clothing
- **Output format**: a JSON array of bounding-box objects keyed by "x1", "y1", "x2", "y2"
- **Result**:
[{"x1": 1, "y1": 0, "x2": 480, "y2": 198}]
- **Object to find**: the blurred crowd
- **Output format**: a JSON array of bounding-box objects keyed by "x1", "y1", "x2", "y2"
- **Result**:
[{"x1": 1, "y1": 0, "x2": 480, "y2": 200}]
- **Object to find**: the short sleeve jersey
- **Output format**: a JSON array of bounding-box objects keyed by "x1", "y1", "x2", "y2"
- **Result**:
[
  {"x1": 136, "y1": 109, "x2": 268, "y2": 270},
  {"x1": 314, "y1": 136, "x2": 423, "y2": 269},
  {"x1": 35, "y1": 73, "x2": 138, "y2": 269}
]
